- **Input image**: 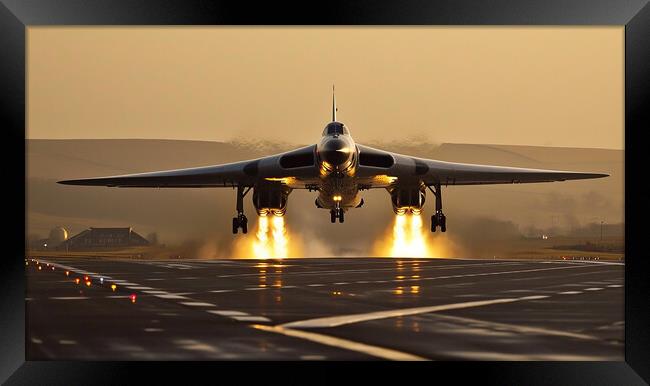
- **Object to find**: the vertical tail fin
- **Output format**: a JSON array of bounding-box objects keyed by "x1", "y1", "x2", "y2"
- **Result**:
[{"x1": 332, "y1": 84, "x2": 337, "y2": 122}]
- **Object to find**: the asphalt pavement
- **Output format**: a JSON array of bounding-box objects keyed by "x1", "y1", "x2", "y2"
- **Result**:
[{"x1": 25, "y1": 256, "x2": 624, "y2": 360}]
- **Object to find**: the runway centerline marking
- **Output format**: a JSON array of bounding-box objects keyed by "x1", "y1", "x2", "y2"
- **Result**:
[{"x1": 252, "y1": 324, "x2": 427, "y2": 361}]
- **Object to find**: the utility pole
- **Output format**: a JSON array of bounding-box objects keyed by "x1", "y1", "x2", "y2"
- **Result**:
[{"x1": 600, "y1": 220, "x2": 604, "y2": 242}]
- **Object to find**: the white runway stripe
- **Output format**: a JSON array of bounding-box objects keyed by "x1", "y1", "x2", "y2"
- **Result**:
[
  {"x1": 207, "y1": 310, "x2": 249, "y2": 316},
  {"x1": 179, "y1": 302, "x2": 217, "y2": 307},
  {"x1": 50, "y1": 296, "x2": 90, "y2": 300},
  {"x1": 232, "y1": 316, "x2": 271, "y2": 322},
  {"x1": 155, "y1": 294, "x2": 190, "y2": 299},
  {"x1": 281, "y1": 295, "x2": 552, "y2": 329},
  {"x1": 428, "y1": 313, "x2": 603, "y2": 341},
  {"x1": 252, "y1": 324, "x2": 427, "y2": 361},
  {"x1": 518, "y1": 295, "x2": 549, "y2": 300}
]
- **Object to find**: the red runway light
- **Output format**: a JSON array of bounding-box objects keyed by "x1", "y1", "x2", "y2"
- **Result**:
[{"x1": 130, "y1": 294, "x2": 137, "y2": 303}]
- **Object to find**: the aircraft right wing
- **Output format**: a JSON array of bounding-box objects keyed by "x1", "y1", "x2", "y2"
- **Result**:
[{"x1": 354, "y1": 144, "x2": 608, "y2": 188}]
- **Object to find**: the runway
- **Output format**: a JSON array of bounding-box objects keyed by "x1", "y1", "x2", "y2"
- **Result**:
[{"x1": 25, "y1": 257, "x2": 624, "y2": 360}]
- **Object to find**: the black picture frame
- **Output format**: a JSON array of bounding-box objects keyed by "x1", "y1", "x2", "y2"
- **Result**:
[{"x1": 2, "y1": 0, "x2": 648, "y2": 384}]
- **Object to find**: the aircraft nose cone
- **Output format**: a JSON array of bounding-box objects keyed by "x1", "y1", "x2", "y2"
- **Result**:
[{"x1": 319, "y1": 138, "x2": 352, "y2": 166}]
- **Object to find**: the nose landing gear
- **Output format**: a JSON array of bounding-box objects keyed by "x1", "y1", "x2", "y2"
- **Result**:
[
  {"x1": 232, "y1": 185, "x2": 251, "y2": 234},
  {"x1": 428, "y1": 182, "x2": 447, "y2": 232},
  {"x1": 330, "y1": 202, "x2": 345, "y2": 223},
  {"x1": 330, "y1": 208, "x2": 345, "y2": 223}
]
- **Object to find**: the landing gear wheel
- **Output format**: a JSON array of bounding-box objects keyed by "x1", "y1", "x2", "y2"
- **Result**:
[
  {"x1": 232, "y1": 185, "x2": 251, "y2": 235},
  {"x1": 241, "y1": 216, "x2": 248, "y2": 234},
  {"x1": 431, "y1": 212, "x2": 446, "y2": 232},
  {"x1": 339, "y1": 210, "x2": 345, "y2": 223},
  {"x1": 428, "y1": 182, "x2": 447, "y2": 233},
  {"x1": 232, "y1": 214, "x2": 248, "y2": 234},
  {"x1": 330, "y1": 210, "x2": 336, "y2": 223}
]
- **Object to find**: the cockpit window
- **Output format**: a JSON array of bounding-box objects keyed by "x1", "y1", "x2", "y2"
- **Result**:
[{"x1": 323, "y1": 122, "x2": 349, "y2": 136}]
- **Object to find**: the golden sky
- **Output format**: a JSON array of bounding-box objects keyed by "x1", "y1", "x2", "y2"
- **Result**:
[{"x1": 27, "y1": 27, "x2": 623, "y2": 149}]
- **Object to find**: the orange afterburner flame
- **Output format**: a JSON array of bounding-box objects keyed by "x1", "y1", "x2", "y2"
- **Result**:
[
  {"x1": 389, "y1": 213, "x2": 429, "y2": 257},
  {"x1": 251, "y1": 215, "x2": 290, "y2": 259},
  {"x1": 374, "y1": 213, "x2": 454, "y2": 258}
]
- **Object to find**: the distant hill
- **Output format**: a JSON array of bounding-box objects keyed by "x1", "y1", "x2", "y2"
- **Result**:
[{"x1": 26, "y1": 139, "x2": 623, "y2": 257}]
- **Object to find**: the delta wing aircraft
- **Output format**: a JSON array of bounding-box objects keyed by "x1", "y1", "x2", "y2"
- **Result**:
[{"x1": 59, "y1": 88, "x2": 608, "y2": 234}]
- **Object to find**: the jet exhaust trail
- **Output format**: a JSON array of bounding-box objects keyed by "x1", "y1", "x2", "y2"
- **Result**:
[
  {"x1": 390, "y1": 213, "x2": 430, "y2": 257},
  {"x1": 252, "y1": 215, "x2": 289, "y2": 259},
  {"x1": 372, "y1": 213, "x2": 454, "y2": 258}
]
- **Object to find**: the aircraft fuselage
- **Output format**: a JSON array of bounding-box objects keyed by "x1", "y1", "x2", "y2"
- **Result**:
[{"x1": 315, "y1": 121, "x2": 362, "y2": 211}]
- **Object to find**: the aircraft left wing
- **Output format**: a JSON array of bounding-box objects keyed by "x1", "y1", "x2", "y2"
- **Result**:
[
  {"x1": 57, "y1": 145, "x2": 321, "y2": 188},
  {"x1": 355, "y1": 144, "x2": 608, "y2": 188}
]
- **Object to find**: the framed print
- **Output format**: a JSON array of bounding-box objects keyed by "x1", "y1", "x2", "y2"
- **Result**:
[{"x1": 1, "y1": 0, "x2": 649, "y2": 384}]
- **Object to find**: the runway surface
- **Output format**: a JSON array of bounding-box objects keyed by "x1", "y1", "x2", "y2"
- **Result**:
[{"x1": 26, "y1": 257, "x2": 624, "y2": 360}]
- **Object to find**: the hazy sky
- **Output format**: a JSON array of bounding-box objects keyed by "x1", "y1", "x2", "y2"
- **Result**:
[{"x1": 28, "y1": 27, "x2": 623, "y2": 149}]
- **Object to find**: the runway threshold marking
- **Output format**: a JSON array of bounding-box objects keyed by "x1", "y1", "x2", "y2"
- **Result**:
[{"x1": 251, "y1": 324, "x2": 427, "y2": 361}]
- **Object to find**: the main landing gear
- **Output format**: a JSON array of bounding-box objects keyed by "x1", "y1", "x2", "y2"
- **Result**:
[
  {"x1": 428, "y1": 183, "x2": 446, "y2": 232},
  {"x1": 232, "y1": 185, "x2": 251, "y2": 234}
]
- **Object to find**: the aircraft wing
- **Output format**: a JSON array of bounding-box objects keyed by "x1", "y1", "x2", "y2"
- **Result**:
[
  {"x1": 355, "y1": 144, "x2": 608, "y2": 188},
  {"x1": 57, "y1": 145, "x2": 321, "y2": 188}
]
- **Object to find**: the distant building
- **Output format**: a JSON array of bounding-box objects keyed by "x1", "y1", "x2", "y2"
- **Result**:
[{"x1": 61, "y1": 227, "x2": 149, "y2": 250}]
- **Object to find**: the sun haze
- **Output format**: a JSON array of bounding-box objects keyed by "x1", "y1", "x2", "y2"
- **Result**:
[{"x1": 27, "y1": 27, "x2": 622, "y2": 149}]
